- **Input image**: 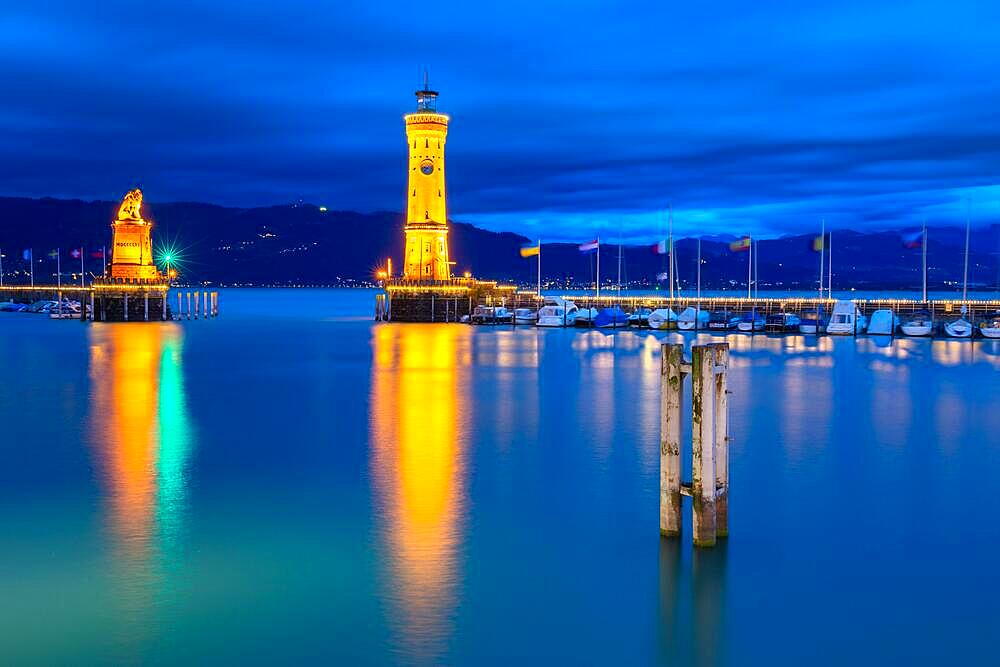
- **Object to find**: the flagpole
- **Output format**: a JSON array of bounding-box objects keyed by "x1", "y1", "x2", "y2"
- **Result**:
[
  {"x1": 754, "y1": 239, "x2": 759, "y2": 298},
  {"x1": 668, "y1": 206, "x2": 674, "y2": 301},
  {"x1": 57, "y1": 248, "x2": 61, "y2": 288},
  {"x1": 30, "y1": 249, "x2": 34, "y2": 287},
  {"x1": 596, "y1": 236, "x2": 600, "y2": 301},
  {"x1": 696, "y1": 237, "x2": 702, "y2": 322},
  {"x1": 81, "y1": 248, "x2": 85, "y2": 287},
  {"x1": 818, "y1": 219, "x2": 825, "y2": 298},
  {"x1": 0, "y1": 248, "x2": 3, "y2": 287},
  {"x1": 102, "y1": 246, "x2": 107, "y2": 276},
  {"x1": 828, "y1": 231, "x2": 833, "y2": 299},
  {"x1": 922, "y1": 221, "x2": 928, "y2": 302},
  {"x1": 537, "y1": 238, "x2": 541, "y2": 298}
]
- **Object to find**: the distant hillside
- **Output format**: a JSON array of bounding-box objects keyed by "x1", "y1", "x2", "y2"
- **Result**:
[{"x1": 0, "y1": 196, "x2": 997, "y2": 290}]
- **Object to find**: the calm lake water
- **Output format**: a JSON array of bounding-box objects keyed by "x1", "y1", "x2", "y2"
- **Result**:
[{"x1": 2, "y1": 288, "x2": 999, "y2": 665}]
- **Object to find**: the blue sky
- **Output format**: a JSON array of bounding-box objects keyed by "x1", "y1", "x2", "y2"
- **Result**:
[{"x1": 1, "y1": 0, "x2": 998, "y2": 241}]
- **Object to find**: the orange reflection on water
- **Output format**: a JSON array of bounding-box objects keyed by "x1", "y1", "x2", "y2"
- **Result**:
[
  {"x1": 370, "y1": 324, "x2": 470, "y2": 661},
  {"x1": 87, "y1": 323, "x2": 192, "y2": 649}
]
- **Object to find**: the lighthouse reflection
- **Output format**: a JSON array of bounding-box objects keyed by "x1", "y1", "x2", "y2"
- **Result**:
[
  {"x1": 370, "y1": 324, "x2": 470, "y2": 663},
  {"x1": 87, "y1": 323, "x2": 193, "y2": 650}
]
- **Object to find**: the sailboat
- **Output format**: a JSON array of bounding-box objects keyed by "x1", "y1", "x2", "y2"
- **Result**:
[
  {"x1": 945, "y1": 206, "x2": 974, "y2": 338},
  {"x1": 902, "y1": 223, "x2": 933, "y2": 336}
]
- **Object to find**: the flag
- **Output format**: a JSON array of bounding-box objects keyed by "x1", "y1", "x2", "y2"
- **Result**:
[
  {"x1": 902, "y1": 231, "x2": 922, "y2": 249},
  {"x1": 579, "y1": 239, "x2": 599, "y2": 253},
  {"x1": 91, "y1": 249, "x2": 105, "y2": 258},
  {"x1": 656, "y1": 271, "x2": 669, "y2": 281},
  {"x1": 22, "y1": 249, "x2": 32, "y2": 260},
  {"x1": 70, "y1": 248, "x2": 82, "y2": 259},
  {"x1": 651, "y1": 239, "x2": 669, "y2": 254},
  {"x1": 48, "y1": 249, "x2": 59, "y2": 259},
  {"x1": 519, "y1": 242, "x2": 540, "y2": 258},
  {"x1": 811, "y1": 234, "x2": 827, "y2": 252},
  {"x1": 729, "y1": 237, "x2": 751, "y2": 252}
]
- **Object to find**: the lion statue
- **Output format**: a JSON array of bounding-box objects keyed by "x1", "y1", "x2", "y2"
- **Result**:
[{"x1": 117, "y1": 188, "x2": 144, "y2": 222}]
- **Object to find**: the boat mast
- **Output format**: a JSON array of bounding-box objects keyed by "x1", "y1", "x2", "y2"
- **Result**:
[
  {"x1": 962, "y1": 200, "x2": 971, "y2": 304},
  {"x1": 754, "y1": 238, "x2": 759, "y2": 298},
  {"x1": 697, "y1": 237, "x2": 702, "y2": 311},
  {"x1": 747, "y1": 234, "x2": 752, "y2": 299},
  {"x1": 668, "y1": 206, "x2": 674, "y2": 301},
  {"x1": 922, "y1": 221, "x2": 928, "y2": 302}
]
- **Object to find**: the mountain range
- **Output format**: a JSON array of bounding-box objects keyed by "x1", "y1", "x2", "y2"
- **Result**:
[{"x1": 0, "y1": 196, "x2": 997, "y2": 291}]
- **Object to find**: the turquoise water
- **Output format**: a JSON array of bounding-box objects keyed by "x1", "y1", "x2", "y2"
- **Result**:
[{"x1": 1, "y1": 289, "x2": 998, "y2": 665}]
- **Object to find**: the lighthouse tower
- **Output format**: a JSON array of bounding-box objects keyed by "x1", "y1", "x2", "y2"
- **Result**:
[{"x1": 402, "y1": 75, "x2": 451, "y2": 281}]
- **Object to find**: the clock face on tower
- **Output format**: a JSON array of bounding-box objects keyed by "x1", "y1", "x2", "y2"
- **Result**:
[{"x1": 420, "y1": 160, "x2": 434, "y2": 175}]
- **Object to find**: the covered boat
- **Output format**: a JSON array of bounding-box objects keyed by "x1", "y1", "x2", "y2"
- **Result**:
[
  {"x1": 647, "y1": 308, "x2": 677, "y2": 330},
  {"x1": 867, "y1": 309, "x2": 899, "y2": 336},
  {"x1": 677, "y1": 307, "x2": 709, "y2": 331},
  {"x1": 627, "y1": 307, "x2": 652, "y2": 328},
  {"x1": 708, "y1": 310, "x2": 740, "y2": 331},
  {"x1": 798, "y1": 310, "x2": 827, "y2": 334},
  {"x1": 765, "y1": 312, "x2": 800, "y2": 332},
  {"x1": 514, "y1": 307, "x2": 537, "y2": 325},
  {"x1": 980, "y1": 313, "x2": 1000, "y2": 339},
  {"x1": 595, "y1": 305, "x2": 629, "y2": 328},
  {"x1": 944, "y1": 317, "x2": 973, "y2": 338},
  {"x1": 737, "y1": 311, "x2": 765, "y2": 332}
]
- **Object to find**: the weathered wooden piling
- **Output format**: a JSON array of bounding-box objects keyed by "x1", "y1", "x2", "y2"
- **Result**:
[
  {"x1": 660, "y1": 341, "x2": 731, "y2": 548},
  {"x1": 186, "y1": 292, "x2": 192, "y2": 320},
  {"x1": 660, "y1": 343, "x2": 685, "y2": 536}
]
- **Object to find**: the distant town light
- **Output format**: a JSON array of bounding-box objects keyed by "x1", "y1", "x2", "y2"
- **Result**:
[{"x1": 319, "y1": 206, "x2": 328, "y2": 212}]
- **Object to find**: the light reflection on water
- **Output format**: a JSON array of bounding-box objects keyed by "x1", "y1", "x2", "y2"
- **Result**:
[
  {"x1": 2, "y1": 293, "x2": 999, "y2": 665},
  {"x1": 86, "y1": 323, "x2": 193, "y2": 658}
]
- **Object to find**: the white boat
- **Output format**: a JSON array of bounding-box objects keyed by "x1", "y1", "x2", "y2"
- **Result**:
[
  {"x1": 471, "y1": 305, "x2": 513, "y2": 324},
  {"x1": 647, "y1": 308, "x2": 677, "y2": 330},
  {"x1": 627, "y1": 307, "x2": 652, "y2": 327},
  {"x1": 867, "y1": 309, "x2": 899, "y2": 336},
  {"x1": 900, "y1": 310, "x2": 933, "y2": 337},
  {"x1": 574, "y1": 307, "x2": 598, "y2": 327},
  {"x1": 737, "y1": 311, "x2": 766, "y2": 332},
  {"x1": 707, "y1": 310, "x2": 741, "y2": 331},
  {"x1": 980, "y1": 314, "x2": 1000, "y2": 339},
  {"x1": 676, "y1": 306, "x2": 709, "y2": 331},
  {"x1": 944, "y1": 317, "x2": 973, "y2": 338},
  {"x1": 826, "y1": 300, "x2": 867, "y2": 335},
  {"x1": 514, "y1": 307, "x2": 537, "y2": 325},
  {"x1": 537, "y1": 297, "x2": 579, "y2": 327}
]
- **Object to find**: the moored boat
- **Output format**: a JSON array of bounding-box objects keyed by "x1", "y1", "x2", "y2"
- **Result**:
[
  {"x1": 737, "y1": 311, "x2": 765, "y2": 332},
  {"x1": 827, "y1": 300, "x2": 867, "y2": 335},
  {"x1": 677, "y1": 306, "x2": 709, "y2": 331},
  {"x1": 537, "y1": 302, "x2": 578, "y2": 327},
  {"x1": 765, "y1": 312, "x2": 800, "y2": 332},
  {"x1": 944, "y1": 317, "x2": 973, "y2": 338},
  {"x1": 980, "y1": 313, "x2": 1000, "y2": 339},
  {"x1": 595, "y1": 305, "x2": 629, "y2": 328},
  {"x1": 798, "y1": 310, "x2": 827, "y2": 334},
  {"x1": 514, "y1": 307, "x2": 537, "y2": 325},
  {"x1": 900, "y1": 310, "x2": 933, "y2": 337},
  {"x1": 574, "y1": 307, "x2": 598, "y2": 327},
  {"x1": 647, "y1": 308, "x2": 677, "y2": 330},
  {"x1": 707, "y1": 310, "x2": 740, "y2": 331},
  {"x1": 627, "y1": 307, "x2": 652, "y2": 328},
  {"x1": 867, "y1": 309, "x2": 899, "y2": 336},
  {"x1": 471, "y1": 305, "x2": 513, "y2": 324}
]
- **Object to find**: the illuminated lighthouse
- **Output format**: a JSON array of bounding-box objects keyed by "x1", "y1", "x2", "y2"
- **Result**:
[{"x1": 402, "y1": 75, "x2": 451, "y2": 281}]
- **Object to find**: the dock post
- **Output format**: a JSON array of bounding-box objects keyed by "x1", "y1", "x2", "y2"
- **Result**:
[
  {"x1": 186, "y1": 292, "x2": 192, "y2": 320},
  {"x1": 691, "y1": 344, "x2": 717, "y2": 547},
  {"x1": 89, "y1": 292, "x2": 94, "y2": 322},
  {"x1": 124, "y1": 292, "x2": 129, "y2": 321},
  {"x1": 144, "y1": 293, "x2": 149, "y2": 321},
  {"x1": 194, "y1": 291, "x2": 200, "y2": 319},
  {"x1": 213, "y1": 292, "x2": 218, "y2": 317},
  {"x1": 660, "y1": 343, "x2": 685, "y2": 536},
  {"x1": 162, "y1": 293, "x2": 167, "y2": 320},
  {"x1": 713, "y1": 344, "x2": 730, "y2": 537},
  {"x1": 430, "y1": 292, "x2": 435, "y2": 322},
  {"x1": 177, "y1": 292, "x2": 182, "y2": 320},
  {"x1": 203, "y1": 291, "x2": 208, "y2": 319}
]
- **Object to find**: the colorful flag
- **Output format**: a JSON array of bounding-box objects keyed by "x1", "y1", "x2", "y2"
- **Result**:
[
  {"x1": 22, "y1": 249, "x2": 32, "y2": 260},
  {"x1": 48, "y1": 249, "x2": 59, "y2": 259},
  {"x1": 579, "y1": 239, "x2": 599, "y2": 253},
  {"x1": 651, "y1": 240, "x2": 669, "y2": 254},
  {"x1": 656, "y1": 271, "x2": 669, "y2": 281},
  {"x1": 91, "y1": 249, "x2": 105, "y2": 258},
  {"x1": 902, "y1": 231, "x2": 922, "y2": 249},
  {"x1": 729, "y1": 237, "x2": 751, "y2": 252},
  {"x1": 811, "y1": 234, "x2": 826, "y2": 252},
  {"x1": 519, "y1": 241, "x2": 540, "y2": 257},
  {"x1": 70, "y1": 248, "x2": 82, "y2": 259}
]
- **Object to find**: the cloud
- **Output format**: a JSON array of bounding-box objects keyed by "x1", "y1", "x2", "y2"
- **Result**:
[{"x1": 1, "y1": 0, "x2": 998, "y2": 238}]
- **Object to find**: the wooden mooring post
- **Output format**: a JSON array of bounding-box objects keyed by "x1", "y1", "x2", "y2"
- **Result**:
[{"x1": 660, "y1": 342, "x2": 730, "y2": 547}]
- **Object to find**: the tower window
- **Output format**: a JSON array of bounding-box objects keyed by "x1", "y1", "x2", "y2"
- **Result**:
[
  {"x1": 438, "y1": 140, "x2": 441, "y2": 149},
  {"x1": 425, "y1": 138, "x2": 429, "y2": 148}
]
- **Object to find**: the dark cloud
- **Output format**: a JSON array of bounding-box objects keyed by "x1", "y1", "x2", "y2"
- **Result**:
[{"x1": 1, "y1": 0, "x2": 998, "y2": 239}]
